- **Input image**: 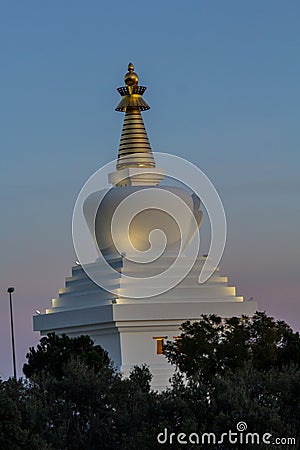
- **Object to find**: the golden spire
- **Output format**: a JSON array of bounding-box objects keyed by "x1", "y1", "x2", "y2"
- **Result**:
[{"x1": 115, "y1": 63, "x2": 155, "y2": 170}]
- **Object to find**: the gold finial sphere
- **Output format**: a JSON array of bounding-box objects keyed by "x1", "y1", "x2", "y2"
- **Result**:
[{"x1": 124, "y1": 62, "x2": 138, "y2": 86}]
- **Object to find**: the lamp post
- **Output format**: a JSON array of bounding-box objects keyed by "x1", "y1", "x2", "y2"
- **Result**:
[{"x1": 7, "y1": 287, "x2": 17, "y2": 380}]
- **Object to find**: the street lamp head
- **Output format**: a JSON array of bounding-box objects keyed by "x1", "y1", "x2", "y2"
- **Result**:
[{"x1": 7, "y1": 287, "x2": 15, "y2": 294}]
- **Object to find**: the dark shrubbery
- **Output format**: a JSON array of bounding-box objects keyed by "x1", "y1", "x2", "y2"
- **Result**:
[{"x1": 0, "y1": 312, "x2": 299, "y2": 449}]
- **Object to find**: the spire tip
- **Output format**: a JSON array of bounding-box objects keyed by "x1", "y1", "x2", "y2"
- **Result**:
[{"x1": 124, "y1": 62, "x2": 138, "y2": 86}]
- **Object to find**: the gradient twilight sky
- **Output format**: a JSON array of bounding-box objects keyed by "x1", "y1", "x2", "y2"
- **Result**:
[{"x1": 0, "y1": 1, "x2": 299, "y2": 379}]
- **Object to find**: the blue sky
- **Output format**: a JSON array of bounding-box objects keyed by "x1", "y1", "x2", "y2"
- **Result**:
[{"x1": 0, "y1": 0, "x2": 299, "y2": 378}]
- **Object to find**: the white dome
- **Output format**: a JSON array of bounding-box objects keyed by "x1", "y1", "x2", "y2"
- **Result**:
[{"x1": 83, "y1": 185, "x2": 203, "y2": 259}]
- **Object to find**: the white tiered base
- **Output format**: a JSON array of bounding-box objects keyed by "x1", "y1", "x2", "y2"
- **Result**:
[{"x1": 34, "y1": 255, "x2": 257, "y2": 391}]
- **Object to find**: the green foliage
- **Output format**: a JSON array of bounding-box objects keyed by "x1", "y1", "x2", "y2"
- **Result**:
[
  {"x1": 211, "y1": 363, "x2": 300, "y2": 440},
  {"x1": 21, "y1": 334, "x2": 160, "y2": 449},
  {"x1": 23, "y1": 333, "x2": 112, "y2": 380},
  {"x1": 159, "y1": 312, "x2": 300, "y2": 448},
  {"x1": 129, "y1": 364, "x2": 152, "y2": 393},
  {"x1": 163, "y1": 311, "x2": 300, "y2": 379},
  {"x1": 0, "y1": 379, "x2": 52, "y2": 449},
  {"x1": 25, "y1": 358, "x2": 120, "y2": 449},
  {"x1": 1, "y1": 312, "x2": 299, "y2": 449}
]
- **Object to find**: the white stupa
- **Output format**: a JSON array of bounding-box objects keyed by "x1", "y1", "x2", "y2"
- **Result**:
[{"x1": 34, "y1": 64, "x2": 257, "y2": 390}]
